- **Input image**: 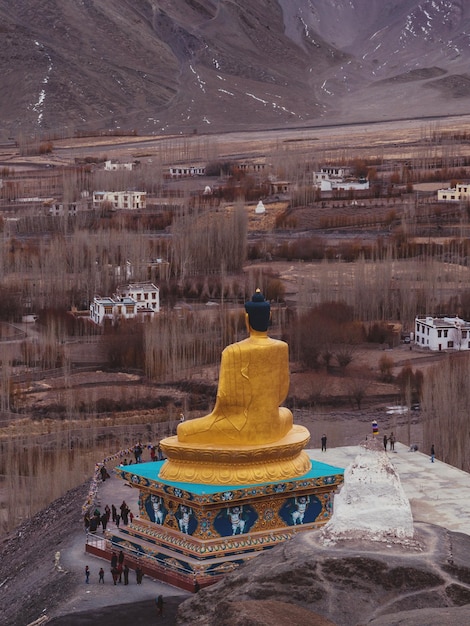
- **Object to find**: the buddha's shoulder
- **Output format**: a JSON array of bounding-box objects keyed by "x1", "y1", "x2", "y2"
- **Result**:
[{"x1": 226, "y1": 336, "x2": 288, "y2": 350}]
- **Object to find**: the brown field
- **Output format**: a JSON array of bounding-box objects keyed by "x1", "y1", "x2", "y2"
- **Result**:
[{"x1": 2, "y1": 116, "x2": 470, "y2": 534}]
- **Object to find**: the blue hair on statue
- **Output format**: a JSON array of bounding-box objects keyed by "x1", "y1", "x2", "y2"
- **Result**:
[{"x1": 244, "y1": 289, "x2": 270, "y2": 331}]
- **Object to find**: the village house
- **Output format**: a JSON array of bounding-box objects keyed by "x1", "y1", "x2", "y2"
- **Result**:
[
  {"x1": 92, "y1": 191, "x2": 146, "y2": 210},
  {"x1": 313, "y1": 166, "x2": 369, "y2": 192},
  {"x1": 104, "y1": 160, "x2": 135, "y2": 171},
  {"x1": 414, "y1": 315, "x2": 470, "y2": 351},
  {"x1": 237, "y1": 161, "x2": 266, "y2": 173},
  {"x1": 90, "y1": 296, "x2": 138, "y2": 325},
  {"x1": 168, "y1": 165, "x2": 205, "y2": 178},
  {"x1": 116, "y1": 282, "x2": 160, "y2": 312},
  {"x1": 47, "y1": 199, "x2": 89, "y2": 216},
  {"x1": 89, "y1": 284, "x2": 159, "y2": 325},
  {"x1": 269, "y1": 180, "x2": 290, "y2": 195},
  {"x1": 437, "y1": 182, "x2": 470, "y2": 201}
]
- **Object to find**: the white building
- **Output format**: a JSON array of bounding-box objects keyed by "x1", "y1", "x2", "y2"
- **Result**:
[
  {"x1": 437, "y1": 182, "x2": 470, "y2": 201},
  {"x1": 414, "y1": 315, "x2": 470, "y2": 351},
  {"x1": 169, "y1": 166, "x2": 205, "y2": 178},
  {"x1": 116, "y1": 283, "x2": 160, "y2": 312},
  {"x1": 90, "y1": 296, "x2": 138, "y2": 325},
  {"x1": 104, "y1": 160, "x2": 135, "y2": 171},
  {"x1": 313, "y1": 166, "x2": 369, "y2": 192},
  {"x1": 92, "y1": 191, "x2": 146, "y2": 210}
]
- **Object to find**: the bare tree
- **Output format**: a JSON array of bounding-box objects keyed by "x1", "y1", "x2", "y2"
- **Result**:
[{"x1": 347, "y1": 376, "x2": 369, "y2": 410}]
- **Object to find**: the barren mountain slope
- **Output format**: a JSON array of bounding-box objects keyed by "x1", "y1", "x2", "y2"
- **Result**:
[{"x1": 1, "y1": 0, "x2": 470, "y2": 137}]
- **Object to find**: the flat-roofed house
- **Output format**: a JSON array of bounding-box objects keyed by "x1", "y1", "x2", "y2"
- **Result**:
[
  {"x1": 93, "y1": 191, "x2": 146, "y2": 210},
  {"x1": 90, "y1": 296, "x2": 138, "y2": 325},
  {"x1": 116, "y1": 283, "x2": 160, "y2": 313},
  {"x1": 437, "y1": 182, "x2": 470, "y2": 201},
  {"x1": 414, "y1": 315, "x2": 470, "y2": 351}
]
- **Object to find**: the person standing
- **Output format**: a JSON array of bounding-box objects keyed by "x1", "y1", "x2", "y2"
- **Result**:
[
  {"x1": 85, "y1": 565, "x2": 90, "y2": 584},
  {"x1": 134, "y1": 443, "x2": 142, "y2": 463},
  {"x1": 389, "y1": 432, "x2": 395, "y2": 451},
  {"x1": 123, "y1": 564, "x2": 129, "y2": 585},
  {"x1": 431, "y1": 444, "x2": 435, "y2": 463},
  {"x1": 156, "y1": 594, "x2": 164, "y2": 616},
  {"x1": 111, "y1": 567, "x2": 119, "y2": 585},
  {"x1": 321, "y1": 434, "x2": 327, "y2": 452},
  {"x1": 136, "y1": 564, "x2": 143, "y2": 584},
  {"x1": 101, "y1": 512, "x2": 108, "y2": 533},
  {"x1": 111, "y1": 504, "x2": 117, "y2": 523},
  {"x1": 383, "y1": 434, "x2": 388, "y2": 451},
  {"x1": 120, "y1": 501, "x2": 129, "y2": 525},
  {"x1": 99, "y1": 567, "x2": 105, "y2": 584}
]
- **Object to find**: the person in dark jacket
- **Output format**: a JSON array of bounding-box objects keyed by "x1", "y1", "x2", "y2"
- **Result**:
[
  {"x1": 110, "y1": 552, "x2": 118, "y2": 569},
  {"x1": 101, "y1": 512, "x2": 108, "y2": 532}
]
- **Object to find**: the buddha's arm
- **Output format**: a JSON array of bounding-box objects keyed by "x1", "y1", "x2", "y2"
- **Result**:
[
  {"x1": 213, "y1": 343, "x2": 251, "y2": 414},
  {"x1": 278, "y1": 341, "x2": 290, "y2": 404}
]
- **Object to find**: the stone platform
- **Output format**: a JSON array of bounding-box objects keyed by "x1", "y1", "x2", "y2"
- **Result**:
[{"x1": 108, "y1": 459, "x2": 344, "y2": 590}]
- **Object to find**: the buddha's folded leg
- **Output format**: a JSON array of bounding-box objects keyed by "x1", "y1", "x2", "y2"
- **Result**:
[{"x1": 177, "y1": 414, "x2": 215, "y2": 442}]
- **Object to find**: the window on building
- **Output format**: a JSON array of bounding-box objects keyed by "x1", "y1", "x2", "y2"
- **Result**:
[
  {"x1": 462, "y1": 331, "x2": 467, "y2": 339},
  {"x1": 448, "y1": 341, "x2": 454, "y2": 348},
  {"x1": 427, "y1": 328, "x2": 429, "y2": 335},
  {"x1": 444, "y1": 330, "x2": 448, "y2": 337}
]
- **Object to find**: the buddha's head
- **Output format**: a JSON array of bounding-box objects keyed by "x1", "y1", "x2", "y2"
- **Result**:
[{"x1": 245, "y1": 289, "x2": 270, "y2": 332}]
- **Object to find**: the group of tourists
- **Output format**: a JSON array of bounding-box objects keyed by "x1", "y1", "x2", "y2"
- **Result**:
[
  {"x1": 85, "y1": 550, "x2": 145, "y2": 586},
  {"x1": 132, "y1": 441, "x2": 166, "y2": 463},
  {"x1": 383, "y1": 432, "x2": 396, "y2": 451},
  {"x1": 117, "y1": 441, "x2": 166, "y2": 467},
  {"x1": 84, "y1": 500, "x2": 133, "y2": 533}
]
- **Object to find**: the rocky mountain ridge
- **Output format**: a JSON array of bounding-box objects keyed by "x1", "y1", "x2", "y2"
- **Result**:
[{"x1": 1, "y1": 0, "x2": 470, "y2": 138}]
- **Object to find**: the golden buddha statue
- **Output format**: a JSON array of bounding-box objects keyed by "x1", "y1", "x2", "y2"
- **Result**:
[
  {"x1": 159, "y1": 290, "x2": 311, "y2": 485},
  {"x1": 177, "y1": 290, "x2": 293, "y2": 445}
]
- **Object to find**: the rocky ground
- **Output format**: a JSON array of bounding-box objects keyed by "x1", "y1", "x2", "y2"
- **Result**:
[
  {"x1": 177, "y1": 523, "x2": 470, "y2": 626},
  {"x1": 0, "y1": 476, "x2": 189, "y2": 626},
  {"x1": 0, "y1": 482, "x2": 91, "y2": 626}
]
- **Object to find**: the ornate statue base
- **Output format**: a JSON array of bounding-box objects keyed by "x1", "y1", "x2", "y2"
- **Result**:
[
  {"x1": 107, "y1": 457, "x2": 344, "y2": 591},
  {"x1": 158, "y1": 425, "x2": 311, "y2": 485}
]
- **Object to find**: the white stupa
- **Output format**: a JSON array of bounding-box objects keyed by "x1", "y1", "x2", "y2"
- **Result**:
[
  {"x1": 255, "y1": 200, "x2": 266, "y2": 214},
  {"x1": 321, "y1": 437, "x2": 414, "y2": 543}
]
